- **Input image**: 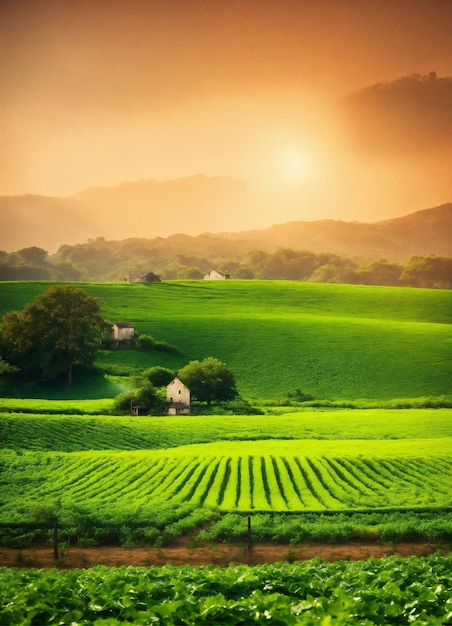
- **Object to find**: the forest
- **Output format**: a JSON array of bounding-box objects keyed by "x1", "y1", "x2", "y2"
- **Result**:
[{"x1": 0, "y1": 242, "x2": 451, "y2": 288}]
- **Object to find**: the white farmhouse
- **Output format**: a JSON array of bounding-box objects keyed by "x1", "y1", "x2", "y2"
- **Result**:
[
  {"x1": 111, "y1": 321, "x2": 135, "y2": 346},
  {"x1": 204, "y1": 269, "x2": 230, "y2": 280},
  {"x1": 165, "y1": 377, "x2": 191, "y2": 415}
]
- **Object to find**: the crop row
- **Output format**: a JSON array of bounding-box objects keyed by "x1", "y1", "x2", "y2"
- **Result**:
[
  {"x1": 1, "y1": 451, "x2": 451, "y2": 519},
  {"x1": 2, "y1": 410, "x2": 452, "y2": 453},
  {"x1": 1, "y1": 555, "x2": 451, "y2": 624}
]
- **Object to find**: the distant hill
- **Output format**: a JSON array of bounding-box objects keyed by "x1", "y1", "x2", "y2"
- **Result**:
[
  {"x1": 0, "y1": 194, "x2": 95, "y2": 252},
  {"x1": 0, "y1": 175, "x2": 256, "y2": 252},
  {"x1": 223, "y1": 203, "x2": 452, "y2": 261},
  {"x1": 0, "y1": 173, "x2": 451, "y2": 262}
]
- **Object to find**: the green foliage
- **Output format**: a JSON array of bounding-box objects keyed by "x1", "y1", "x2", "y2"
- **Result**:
[
  {"x1": 287, "y1": 388, "x2": 315, "y2": 402},
  {"x1": 199, "y1": 510, "x2": 452, "y2": 544},
  {"x1": 4, "y1": 235, "x2": 452, "y2": 287},
  {"x1": 401, "y1": 255, "x2": 452, "y2": 288},
  {"x1": 178, "y1": 357, "x2": 238, "y2": 404},
  {"x1": 134, "y1": 333, "x2": 155, "y2": 351},
  {"x1": 112, "y1": 391, "x2": 135, "y2": 414},
  {"x1": 1, "y1": 555, "x2": 451, "y2": 624},
  {"x1": 0, "y1": 356, "x2": 18, "y2": 376},
  {"x1": 0, "y1": 285, "x2": 110, "y2": 386},
  {"x1": 113, "y1": 383, "x2": 163, "y2": 415},
  {"x1": 140, "y1": 366, "x2": 176, "y2": 387}
]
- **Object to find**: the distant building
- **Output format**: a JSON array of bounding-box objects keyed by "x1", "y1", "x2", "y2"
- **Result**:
[
  {"x1": 130, "y1": 406, "x2": 148, "y2": 416},
  {"x1": 126, "y1": 271, "x2": 161, "y2": 283},
  {"x1": 204, "y1": 269, "x2": 230, "y2": 280},
  {"x1": 165, "y1": 377, "x2": 191, "y2": 415},
  {"x1": 111, "y1": 321, "x2": 135, "y2": 347}
]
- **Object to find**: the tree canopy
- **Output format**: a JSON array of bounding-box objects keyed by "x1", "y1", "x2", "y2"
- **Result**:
[
  {"x1": 178, "y1": 357, "x2": 238, "y2": 405},
  {"x1": 0, "y1": 285, "x2": 110, "y2": 386}
]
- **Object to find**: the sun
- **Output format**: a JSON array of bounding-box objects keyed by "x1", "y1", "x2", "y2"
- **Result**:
[{"x1": 272, "y1": 148, "x2": 315, "y2": 184}]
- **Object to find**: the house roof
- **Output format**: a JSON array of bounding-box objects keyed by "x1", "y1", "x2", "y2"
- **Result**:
[
  {"x1": 168, "y1": 377, "x2": 189, "y2": 389},
  {"x1": 128, "y1": 271, "x2": 160, "y2": 280},
  {"x1": 112, "y1": 321, "x2": 134, "y2": 328}
]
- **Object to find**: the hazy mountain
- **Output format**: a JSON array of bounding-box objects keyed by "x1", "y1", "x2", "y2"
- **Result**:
[
  {"x1": 0, "y1": 175, "x2": 256, "y2": 252},
  {"x1": 0, "y1": 174, "x2": 451, "y2": 262},
  {"x1": 0, "y1": 194, "x2": 96, "y2": 252},
  {"x1": 222, "y1": 204, "x2": 452, "y2": 261}
]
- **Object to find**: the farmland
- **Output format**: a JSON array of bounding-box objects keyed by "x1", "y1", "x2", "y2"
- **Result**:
[
  {"x1": 2, "y1": 441, "x2": 451, "y2": 517},
  {"x1": 1, "y1": 554, "x2": 452, "y2": 624},
  {"x1": 0, "y1": 280, "x2": 451, "y2": 624},
  {"x1": 1, "y1": 410, "x2": 451, "y2": 546}
]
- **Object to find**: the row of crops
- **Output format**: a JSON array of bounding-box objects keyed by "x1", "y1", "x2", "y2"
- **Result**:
[
  {"x1": 2, "y1": 448, "x2": 451, "y2": 518},
  {"x1": 2, "y1": 409, "x2": 452, "y2": 452},
  {"x1": 1, "y1": 554, "x2": 451, "y2": 624}
]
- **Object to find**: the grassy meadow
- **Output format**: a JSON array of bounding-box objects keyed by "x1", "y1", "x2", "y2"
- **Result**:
[
  {"x1": 0, "y1": 280, "x2": 451, "y2": 401},
  {"x1": 0, "y1": 280, "x2": 451, "y2": 547}
]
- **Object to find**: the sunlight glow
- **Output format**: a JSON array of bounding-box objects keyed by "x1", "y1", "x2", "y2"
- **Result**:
[{"x1": 274, "y1": 149, "x2": 313, "y2": 182}]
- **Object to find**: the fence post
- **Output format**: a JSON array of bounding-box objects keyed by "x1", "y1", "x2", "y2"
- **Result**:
[{"x1": 53, "y1": 519, "x2": 59, "y2": 560}]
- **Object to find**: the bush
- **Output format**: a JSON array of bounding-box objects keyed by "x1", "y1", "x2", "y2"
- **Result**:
[
  {"x1": 135, "y1": 334, "x2": 156, "y2": 351},
  {"x1": 112, "y1": 391, "x2": 135, "y2": 414},
  {"x1": 140, "y1": 366, "x2": 176, "y2": 388}
]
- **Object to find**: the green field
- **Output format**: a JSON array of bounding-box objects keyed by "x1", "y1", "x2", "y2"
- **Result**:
[
  {"x1": 1, "y1": 555, "x2": 451, "y2": 625},
  {"x1": 1, "y1": 409, "x2": 451, "y2": 451},
  {"x1": 0, "y1": 280, "x2": 451, "y2": 401},
  {"x1": 1, "y1": 411, "x2": 451, "y2": 543},
  {"x1": 2, "y1": 442, "x2": 450, "y2": 520},
  {"x1": 0, "y1": 280, "x2": 451, "y2": 547}
]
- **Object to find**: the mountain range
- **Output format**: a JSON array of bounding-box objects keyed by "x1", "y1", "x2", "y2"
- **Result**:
[{"x1": 1, "y1": 175, "x2": 451, "y2": 262}]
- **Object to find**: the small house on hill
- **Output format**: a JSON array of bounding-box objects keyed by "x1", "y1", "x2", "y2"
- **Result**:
[
  {"x1": 126, "y1": 271, "x2": 161, "y2": 283},
  {"x1": 165, "y1": 377, "x2": 191, "y2": 415},
  {"x1": 111, "y1": 321, "x2": 135, "y2": 347},
  {"x1": 204, "y1": 269, "x2": 230, "y2": 280}
]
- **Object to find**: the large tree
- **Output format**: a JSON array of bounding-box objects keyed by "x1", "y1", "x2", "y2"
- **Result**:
[
  {"x1": 178, "y1": 357, "x2": 238, "y2": 405},
  {"x1": 0, "y1": 285, "x2": 110, "y2": 386}
]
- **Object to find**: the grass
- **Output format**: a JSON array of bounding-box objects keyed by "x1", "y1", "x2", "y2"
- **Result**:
[
  {"x1": 1, "y1": 409, "x2": 452, "y2": 451},
  {"x1": 0, "y1": 280, "x2": 451, "y2": 401},
  {"x1": 0, "y1": 280, "x2": 451, "y2": 546}
]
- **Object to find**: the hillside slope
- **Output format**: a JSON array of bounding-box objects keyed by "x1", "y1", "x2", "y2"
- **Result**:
[{"x1": 0, "y1": 280, "x2": 450, "y2": 402}]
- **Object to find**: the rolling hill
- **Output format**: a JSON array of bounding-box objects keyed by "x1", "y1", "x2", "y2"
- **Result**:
[
  {"x1": 0, "y1": 174, "x2": 450, "y2": 262},
  {"x1": 0, "y1": 280, "x2": 450, "y2": 402}
]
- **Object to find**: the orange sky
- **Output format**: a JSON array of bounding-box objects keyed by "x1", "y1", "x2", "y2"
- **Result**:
[{"x1": 1, "y1": 0, "x2": 452, "y2": 225}]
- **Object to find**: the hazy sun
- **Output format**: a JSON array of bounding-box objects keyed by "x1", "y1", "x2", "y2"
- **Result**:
[
  {"x1": 275, "y1": 149, "x2": 309, "y2": 179},
  {"x1": 268, "y1": 146, "x2": 321, "y2": 189}
]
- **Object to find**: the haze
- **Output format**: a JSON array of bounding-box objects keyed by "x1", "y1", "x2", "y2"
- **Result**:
[{"x1": 1, "y1": 0, "x2": 452, "y2": 235}]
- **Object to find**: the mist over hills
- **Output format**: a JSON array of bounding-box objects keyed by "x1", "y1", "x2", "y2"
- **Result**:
[
  {"x1": 227, "y1": 204, "x2": 452, "y2": 261},
  {"x1": 0, "y1": 174, "x2": 451, "y2": 262},
  {"x1": 0, "y1": 175, "x2": 256, "y2": 252}
]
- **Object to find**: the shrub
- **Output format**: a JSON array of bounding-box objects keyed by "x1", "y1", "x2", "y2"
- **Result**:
[
  {"x1": 142, "y1": 366, "x2": 175, "y2": 387},
  {"x1": 135, "y1": 334, "x2": 156, "y2": 351}
]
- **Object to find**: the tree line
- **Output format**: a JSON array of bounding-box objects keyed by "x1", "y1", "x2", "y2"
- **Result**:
[{"x1": 0, "y1": 243, "x2": 451, "y2": 288}]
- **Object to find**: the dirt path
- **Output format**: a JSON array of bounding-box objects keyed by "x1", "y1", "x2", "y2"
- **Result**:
[{"x1": 0, "y1": 540, "x2": 446, "y2": 569}]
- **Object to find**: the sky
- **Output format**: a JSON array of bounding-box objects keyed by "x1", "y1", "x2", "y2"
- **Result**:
[{"x1": 1, "y1": 0, "x2": 452, "y2": 225}]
